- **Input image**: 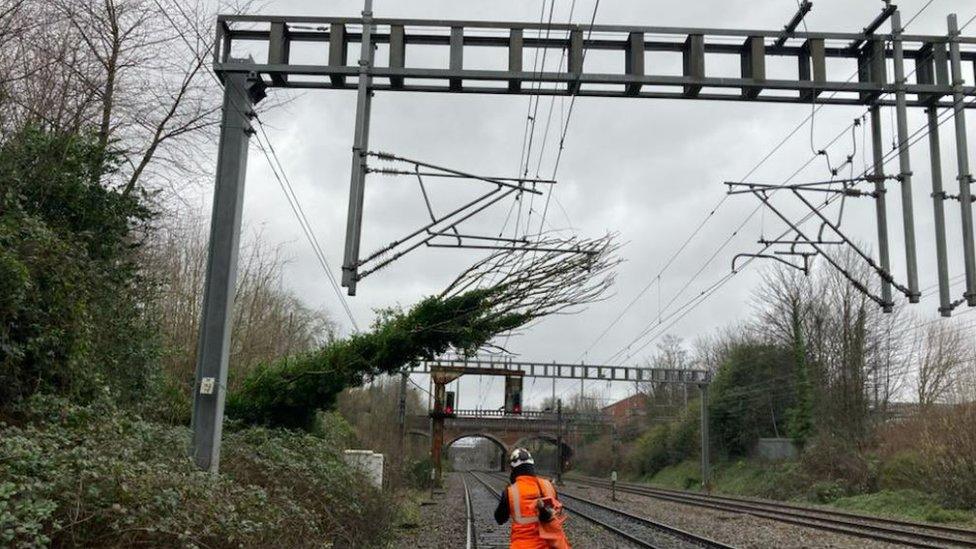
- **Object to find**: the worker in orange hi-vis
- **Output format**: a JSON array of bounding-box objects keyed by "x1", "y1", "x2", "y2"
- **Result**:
[{"x1": 493, "y1": 448, "x2": 571, "y2": 549}]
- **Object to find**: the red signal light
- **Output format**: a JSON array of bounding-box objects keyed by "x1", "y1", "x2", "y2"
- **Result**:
[
  {"x1": 445, "y1": 406, "x2": 453, "y2": 414},
  {"x1": 513, "y1": 405, "x2": 521, "y2": 414}
]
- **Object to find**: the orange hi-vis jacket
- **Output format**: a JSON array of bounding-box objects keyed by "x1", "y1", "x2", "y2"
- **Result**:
[{"x1": 505, "y1": 476, "x2": 571, "y2": 549}]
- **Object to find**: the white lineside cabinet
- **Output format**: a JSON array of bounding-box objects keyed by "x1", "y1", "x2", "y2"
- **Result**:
[{"x1": 343, "y1": 450, "x2": 384, "y2": 489}]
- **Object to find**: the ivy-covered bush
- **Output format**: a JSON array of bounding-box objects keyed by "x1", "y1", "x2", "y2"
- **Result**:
[
  {"x1": 0, "y1": 394, "x2": 394, "y2": 548},
  {"x1": 0, "y1": 127, "x2": 157, "y2": 407}
]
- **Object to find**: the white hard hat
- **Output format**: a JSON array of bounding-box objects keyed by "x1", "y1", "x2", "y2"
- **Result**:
[{"x1": 509, "y1": 447, "x2": 534, "y2": 468}]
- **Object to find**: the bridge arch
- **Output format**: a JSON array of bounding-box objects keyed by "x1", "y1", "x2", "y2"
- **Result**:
[
  {"x1": 447, "y1": 433, "x2": 508, "y2": 472},
  {"x1": 515, "y1": 435, "x2": 574, "y2": 473}
]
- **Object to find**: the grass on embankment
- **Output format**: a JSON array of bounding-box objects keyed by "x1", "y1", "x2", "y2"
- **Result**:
[{"x1": 637, "y1": 459, "x2": 976, "y2": 527}]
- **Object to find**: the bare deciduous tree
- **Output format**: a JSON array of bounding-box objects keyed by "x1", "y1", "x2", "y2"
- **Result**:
[
  {"x1": 1, "y1": 0, "x2": 239, "y2": 200},
  {"x1": 440, "y1": 234, "x2": 622, "y2": 349},
  {"x1": 144, "y1": 213, "x2": 335, "y2": 412},
  {"x1": 750, "y1": 247, "x2": 913, "y2": 442},
  {"x1": 911, "y1": 321, "x2": 967, "y2": 407}
]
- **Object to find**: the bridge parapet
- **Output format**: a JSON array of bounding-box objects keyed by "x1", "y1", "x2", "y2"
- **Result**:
[{"x1": 450, "y1": 409, "x2": 609, "y2": 424}]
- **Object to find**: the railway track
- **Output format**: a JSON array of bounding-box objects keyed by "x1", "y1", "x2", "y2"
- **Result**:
[
  {"x1": 463, "y1": 472, "x2": 512, "y2": 548},
  {"x1": 568, "y1": 474, "x2": 976, "y2": 549},
  {"x1": 473, "y1": 472, "x2": 732, "y2": 549}
]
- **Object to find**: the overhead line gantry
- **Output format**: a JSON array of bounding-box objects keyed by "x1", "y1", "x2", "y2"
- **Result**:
[
  {"x1": 414, "y1": 355, "x2": 712, "y2": 485},
  {"x1": 190, "y1": 3, "x2": 976, "y2": 477}
]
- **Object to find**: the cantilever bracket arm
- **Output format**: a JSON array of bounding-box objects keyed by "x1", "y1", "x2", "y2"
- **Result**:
[
  {"x1": 348, "y1": 152, "x2": 588, "y2": 285},
  {"x1": 733, "y1": 252, "x2": 812, "y2": 274},
  {"x1": 773, "y1": 0, "x2": 813, "y2": 48},
  {"x1": 368, "y1": 151, "x2": 546, "y2": 194},
  {"x1": 724, "y1": 177, "x2": 891, "y2": 197},
  {"x1": 759, "y1": 237, "x2": 844, "y2": 246},
  {"x1": 428, "y1": 242, "x2": 599, "y2": 255},
  {"x1": 848, "y1": 2, "x2": 897, "y2": 50},
  {"x1": 745, "y1": 189, "x2": 895, "y2": 309}
]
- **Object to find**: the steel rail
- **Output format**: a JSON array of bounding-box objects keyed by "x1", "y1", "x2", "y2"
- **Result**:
[
  {"x1": 462, "y1": 475, "x2": 476, "y2": 549},
  {"x1": 568, "y1": 475, "x2": 976, "y2": 549},
  {"x1": 475, "y1": 472, "x2": 733, "y2": 549}
]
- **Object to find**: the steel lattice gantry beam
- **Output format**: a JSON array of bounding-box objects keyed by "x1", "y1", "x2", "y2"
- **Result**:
[
  {"x1": 215, "y1": 14, "x2": 976, "y2": 106},
  {"x1": 414, "y1": 357, "x2": 711, "y2": 385}
]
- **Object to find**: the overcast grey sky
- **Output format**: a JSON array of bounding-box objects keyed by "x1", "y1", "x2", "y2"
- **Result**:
[{"x1": 205, "y1": 0, "x2": 976, "y2": 408}]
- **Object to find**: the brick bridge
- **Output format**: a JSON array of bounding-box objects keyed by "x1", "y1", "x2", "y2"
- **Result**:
[{"x1": 407, "y1": 409, "x2": 609, "y2": 471}]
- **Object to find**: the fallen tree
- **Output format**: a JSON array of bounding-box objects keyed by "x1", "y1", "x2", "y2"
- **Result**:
[{"x1": 226, "y1": 235, "x2": 620, "y2": 428}]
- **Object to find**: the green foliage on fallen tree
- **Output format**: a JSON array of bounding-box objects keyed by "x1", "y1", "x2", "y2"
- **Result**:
[
  {"x1": 228, "y1": 235, "x2": 620, "y2": 429},
  {"x1": 226, "y1": 288, "x2": 529, "y2": 429}
]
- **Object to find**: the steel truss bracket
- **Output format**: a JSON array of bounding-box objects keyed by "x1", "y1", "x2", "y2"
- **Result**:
[
  {"x1": 724, "y1": 176, "x2": 895, "y2": 197},
  {"x1": 731, "y1": 186, "x2": 905, "y2": 311}
]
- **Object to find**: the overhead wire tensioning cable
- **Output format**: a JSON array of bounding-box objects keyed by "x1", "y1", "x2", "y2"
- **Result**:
[
  {"x1": 534, "y1": 0, "x2": 602, "y2": 238},
  {"x1": 524, "y1": 0, "x2": 579, "y2": 240},
  {"x1": 502, "y1": 0, "x2": 558, "y2": 245}
]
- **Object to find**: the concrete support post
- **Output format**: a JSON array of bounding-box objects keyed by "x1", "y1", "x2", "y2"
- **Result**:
[
  {"x1": 870, "y1": 104, "x2": 895, "y2": 312},
  {"x1": 610, "y1": 424, "x2": 618, "y2": 501},
  {"x1": 341, "y1": 0, "x2": 375, "y2": 295},
  {"x1": 700, "y1": 384, "x2": 710, "y2": 491},
  {"x1": 949, "y1": 14, "x2": 976, "y2": 306},
  {"x1": 927, "y1": 106, "x2": 953, "y2": 316},
  {"x1": 190, "y1": 70, "x2": 256, "y2": 472},
  {"x1": 891, "y1": 11, "x2": 921, "y2": 303}
]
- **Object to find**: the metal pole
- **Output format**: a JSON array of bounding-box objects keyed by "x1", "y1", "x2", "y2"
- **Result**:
[
  {"x1": 398, "y1": 371, "x2": 408, "y2": 457},
  {"x1": 870, "y1": 103, "x2": 895, "y2": 312},
  {"x1": 341, "y1": 0, "x2": 375, "y2": 295},
  {"x1": 891, "y1": 10, "x2": 920, "y2": 303},
  {"x1": 700, "y1": 384, "x2": 710, "y2": 491},
  {"x1": 949, "y1": 14, "x2": 976, "y2": 307},
  {"x1": 556, "y1": 399, "x2": 563, "y2": 485},
  {"x1": 190, "y1": 70, "x2": 255, "y2": 472},
  {"x1": 190, "y1": 69, "x2": 254, "y2": 473},
  {"x1": 927, "y1": 106, "x2": 953, "y2": 317},
  {"x1": 431, "y1": 383, "x2": 445, "y2": 486}
]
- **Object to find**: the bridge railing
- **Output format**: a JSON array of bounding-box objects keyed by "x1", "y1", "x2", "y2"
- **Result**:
[
  {"x1": 449, "y1": 409, "x2": 609, "y2": 423},
  {"x1": 416, "y1": 354, "x2": 711, "y2": 384}
]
